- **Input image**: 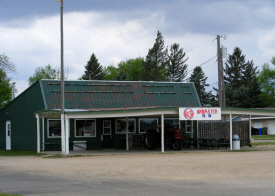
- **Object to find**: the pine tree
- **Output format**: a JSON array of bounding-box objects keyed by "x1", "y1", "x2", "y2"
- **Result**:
[
  {"x1": 242, "y1": 60, "x2": 258, "y2": 86},
  {"x1": 141, "y1": 31, "x2": 168, "y2": 81},
  {"x1": 82, "y1": 53, "x2": 105, "y2": 80},
  {"x1": 168, "y1": 43, "x2": 188, "y2": 82},
  {"x1": 189, "y1": 66, "x2": 213, "y2": 106},
  {"x1": 224, "y1": 47, "x2": 246, "y2": 89}
]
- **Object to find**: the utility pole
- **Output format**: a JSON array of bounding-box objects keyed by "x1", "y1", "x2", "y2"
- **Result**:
[{"x1": 217, "y1": 35, "x2": 226, "y2": 108}]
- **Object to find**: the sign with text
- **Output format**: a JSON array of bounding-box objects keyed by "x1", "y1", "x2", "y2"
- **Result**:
[{"x1": 179, "y1": 108, "x2": 221, "y2": 120}]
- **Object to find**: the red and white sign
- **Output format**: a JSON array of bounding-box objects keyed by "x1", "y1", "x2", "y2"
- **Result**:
[{"x1": 179, "y1": 107, "x2": 221, "y2": 120}]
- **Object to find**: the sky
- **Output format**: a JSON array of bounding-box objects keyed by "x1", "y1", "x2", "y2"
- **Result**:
[{"x1": 1, "y1": 0, "x2": 275, "y2": 96}]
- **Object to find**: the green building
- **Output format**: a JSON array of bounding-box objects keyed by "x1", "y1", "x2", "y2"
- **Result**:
[{"x1": 0, "y1": 80, "x2": 201, "y2": 151}]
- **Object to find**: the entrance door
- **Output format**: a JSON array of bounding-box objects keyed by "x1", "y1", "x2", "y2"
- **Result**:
[
  {"x1": 6, "y1": 121, "x2": 11, "y2": 150},
  {"x1": 102, "y1": 120, "x2": 113, "y2": 149}
]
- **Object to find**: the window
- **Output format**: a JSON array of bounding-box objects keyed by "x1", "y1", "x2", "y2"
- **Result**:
[
  {"x1": 139, "y1": 118, "x2": 158, "y2": 133},
  {"x1": 116, "y1": 119, "x2": 135, "y2": 133},
  {"x1": 103, "y1": 120, "x2": 111, "y2": 135},
  {"x1": 180, "y1": 120, "x2": 191, "y2": 133},
  {"x1": 75, "y1": 119, "x2": 96, "y2": 137},
  {"x1": 48, "y1": 120, "x2": 61, "y2": 137},
  {"x1": 164, "y1": 119, "x2": 179, "y2": 129}
]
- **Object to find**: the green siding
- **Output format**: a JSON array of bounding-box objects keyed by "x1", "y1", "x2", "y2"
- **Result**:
[{"x1": 0, "y1": 81, "x2": 45, "y2": 150}]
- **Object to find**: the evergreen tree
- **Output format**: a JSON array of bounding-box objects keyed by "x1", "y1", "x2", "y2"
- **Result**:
[
  {"x1": 0, "y1": 68, "x2": 12, "y2": 108},
  {"x1": 242, "y1": 60, "x2": 258, "y2": 86},
  {"x1": 168, "y1": 43, "x2": 188, "y2": 82},
  {"x1": 189, "y1": 66, "x2": 215, "y2": 106},
  {"x1": 82, "y1": 53, "x2": 105, "y2": 80},
  {"x1": 141, "y1": 31, "x2": 169, "y2": 81},
  {"x1": 224, "y1": 47, "x2": 246, "y2": 89}
]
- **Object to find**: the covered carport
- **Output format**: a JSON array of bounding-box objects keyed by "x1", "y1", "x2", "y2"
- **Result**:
[{"x1": 35, "y1": 107, "x2": 275, "y2": 155}]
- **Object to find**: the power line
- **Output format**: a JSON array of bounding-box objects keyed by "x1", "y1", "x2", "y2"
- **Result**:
[
  {"x1": 185, "y1": 38, "x2": 216, "y2": 53},
  {"x1": 183, "y1": 56, "x2": 217, "y2": 81}
]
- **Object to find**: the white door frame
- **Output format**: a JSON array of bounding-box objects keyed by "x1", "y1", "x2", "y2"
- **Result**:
[{"x1": 6, "y1": 121, "x2": 11, "y2": 150}]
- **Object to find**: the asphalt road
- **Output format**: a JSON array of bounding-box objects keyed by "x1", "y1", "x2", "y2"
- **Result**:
[{"x1": 1, "y1": 168, "x2": 275, "y2": 196}]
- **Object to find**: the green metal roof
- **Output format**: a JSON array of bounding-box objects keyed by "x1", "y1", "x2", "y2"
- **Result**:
[{"x1": 40, "y1": 80, "x2": 201, "y2": 110}]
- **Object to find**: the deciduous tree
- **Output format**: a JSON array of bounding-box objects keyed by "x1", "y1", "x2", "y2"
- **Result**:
[{"x1": 0, "y1": 68, "x2": 12, "y2": 108}]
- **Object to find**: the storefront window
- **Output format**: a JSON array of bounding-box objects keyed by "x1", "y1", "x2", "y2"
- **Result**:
[
  {"x1": 48, "y1": 120, "x2": 61, "y2": 137},
  {"x1": 75, "y1": 119, "x2": 96, "y2": 137},
  {"x1": 139, "y1": 118, "x2": 158, "y2": 133},
  {"x1": 116, "y1": 119, "x2": 135, "y2": 133}
]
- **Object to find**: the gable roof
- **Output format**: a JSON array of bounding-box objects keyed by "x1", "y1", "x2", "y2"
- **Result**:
[{"x1": 40, "y1": 80, "x2": 201, "y2": 110}]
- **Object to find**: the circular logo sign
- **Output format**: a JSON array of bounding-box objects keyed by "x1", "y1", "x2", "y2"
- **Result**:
[{"x1": 184, "y1": 108, "x2": 194, "y2": 120}]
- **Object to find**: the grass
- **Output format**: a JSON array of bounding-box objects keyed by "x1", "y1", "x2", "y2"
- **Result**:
[
  {"x1": 251, "y1": 135, "x2": 275, "y2": 140},
  {"x1": 0, "y1": 150, "x2": 45, "y2": 156},
  {"x1": 251, "y1": 142, "x2": 275, "y2": 147},
  {"x1": 0, "y1": 193, "x2": 22, "y2": 196}
]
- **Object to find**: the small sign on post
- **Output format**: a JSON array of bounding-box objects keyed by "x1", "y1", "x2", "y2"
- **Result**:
[{"x1": 179, "y1": 108, "x2": 221, "y2": 121}]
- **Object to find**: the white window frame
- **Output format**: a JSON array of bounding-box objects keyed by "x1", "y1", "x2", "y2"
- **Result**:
[
  {"x1": 75, "y1": 119, "x2": 96, "y2": 138},
  {"x1": 103, "y1": 120, "x2": 112, "y2": 135},
  {"x1": 139, "y1": 118, "x2": 158, "y2": 133},
  {"x1": 47, "y1": 119, "x2": 61, "y2": 138},
  {"x1": 115, "y1": 118, "x2": 136, "y2": 134}
]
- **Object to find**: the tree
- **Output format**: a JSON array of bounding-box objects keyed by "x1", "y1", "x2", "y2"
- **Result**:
[
  {"x1": 28, "y1": 64, "x2": 66, "y2": 86},
  {"x1": 189, "y1": 66, "x2": 215, "y2": 106},
  {"x1": 141, "y1": 31, "x2": 169, "y2": 81},
  {"x1": 0, "y1": 68, "x2": 12, "y2": 108},
  {"x1": 224, "y1": 47, "x2": 246, "y2": 89},
  {"x1": 115, "y1": 70, "x2": 128, "y2": 81},
  {"x1": 0, "y1": 54, "x2": 16, "y2": 73},
  {"x1": 168, "y1": 43, "x2": 188, "y2": 82},
  {"x1": 257, "y1": 57, "x2": 275, "y2": 106},
  {"x1": 223, "y1": 47, "x2": 263, "y2": 108},
  {"x1": 117, "y1": 57, "x2": 144, "y2": 81},
  {"x1": 103, "y1": 65, "x2": 119, "y2": 80},
  {"x1": 82, "y1": 53, "x2": 105, "y2": 80}
]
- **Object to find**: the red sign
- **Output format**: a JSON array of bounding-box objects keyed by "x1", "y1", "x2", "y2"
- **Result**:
[{"x1": 184, "y1": 108, "x2": 194, "y2": 120}]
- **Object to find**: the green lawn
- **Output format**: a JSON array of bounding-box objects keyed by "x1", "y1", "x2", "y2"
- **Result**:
[
  {"x1": 252, "y1": 135, "x2": 275, "y2": 140},
  {"x1": 252, "y1": 142, "x2": 275, "y2": 147},
  {"x1": 0, "y1": 193, "x2": 22, "y2": 196},
  {"x1": 0, "y1": 150, "x2": 44, "y2": 156}
]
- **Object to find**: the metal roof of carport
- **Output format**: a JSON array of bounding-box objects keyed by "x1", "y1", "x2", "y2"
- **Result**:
[{"x1": 36, "y1": 107, "x2": 275, "y2": 118}]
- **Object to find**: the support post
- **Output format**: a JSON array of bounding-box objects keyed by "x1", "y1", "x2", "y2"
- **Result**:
[
  {"x1": 61, "y1": 113, "x2": 65, "y2": 155},
  {"x1": 36, "y1": 114, "x2": 40, "y2": 153},
  {"x1": 161, "y1": 113, "x2": 164, "y2": 153},
  {"x1": 249, "y1": 115, "x2": 251, "y2": 147},
  {"x1": 230, "y1": 114, "x2": 232, "y2": 150},
  {"x1": 65, "y1": 117, "x2": 69, "y2": 155},
  {"x1": 126, "y1": 117, "x2": 129, "y2": 151}
]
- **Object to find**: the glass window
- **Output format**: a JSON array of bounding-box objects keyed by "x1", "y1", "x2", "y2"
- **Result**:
[
  {"x1": 186, "y1": 120, "x2": 191, "y2": 133},
  {"x1": 139, "y1": 118, "x2": 158, "y2": 133},
  {"x1": 164, "y1": 119, "x2": 179, "y2": 129},
  {"x1": 103, "y1": 120, "x2": 111, "y2": 135},
  {"x1": 75, "y1": 119, "x2": 96, "y2": 137},
  {"x1": 48, "y1": 120, "x2": 61, "y2": 137},
  {"x1": 116, "y1": 119, "x2": 135, "y2": 133}
]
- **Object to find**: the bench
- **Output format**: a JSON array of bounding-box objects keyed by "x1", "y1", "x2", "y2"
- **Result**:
[{"x1": 217, "y1": 138, "x2": 230, "y2": 149}]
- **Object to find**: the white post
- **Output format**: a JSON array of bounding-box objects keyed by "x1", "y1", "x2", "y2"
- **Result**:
[
  {"x1": 65, "y1": 117, "x2": 69, "y2": 155},
  {"x1": 249, "y1": 115, "x2": 251, "y2": 147},
  {"x1": 61, "y1": 113, "x2": 65, "y2": 155},
  {"x1": 230, "y1": 114, "x2": 232, "y2": 150},
  {"x1": 126, "y1": 117, "x2": 129, "y2": 151},
  {"x1": 161, "y1": 113, "x2": 164, "y2": 153},
  {"x1": 36, "y1": 114, "x2": 40, "y2": 153},
  {"x1": 42, "y1": 118, "x2": 45, "y2": 151}
]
